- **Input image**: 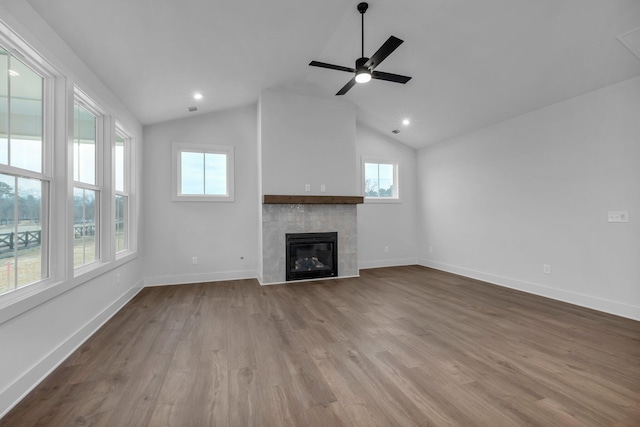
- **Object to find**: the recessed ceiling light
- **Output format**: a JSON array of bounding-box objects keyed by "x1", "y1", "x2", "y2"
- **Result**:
[
  {"x1": 193, "y1": 92, "x2": 203, "y2": 100},
  {"x1": 402, "y1": 118, "x2": 410, "y2": 126},
  {"x1": 8, "y1": 69, "x2": 19, "y2": 77}
]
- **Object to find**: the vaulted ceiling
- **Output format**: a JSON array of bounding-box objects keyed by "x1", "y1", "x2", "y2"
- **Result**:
[{"x1": 26, "y1": 0, "x2": 640, "y2": 148}]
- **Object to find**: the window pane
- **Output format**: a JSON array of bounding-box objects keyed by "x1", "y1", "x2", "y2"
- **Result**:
[
  {"x1": 74, "y1": 103, "x2": 96, "y2": 185},
  {"x1": 0, "y1": 173, "x2": 45, "y2": 295},
  {"x1": 9, "y1": 58, "x2": 43, "y2": 172},
  {"x1": 364, "y1": 162, "x2": 396, "y2": 198},
  {"x1": 73, "y1": 103, "x2": 78, "y2": 181},
  {"x1": 115, "y1": 133, "x2": 125, "y2": 192},
  {"x1": 0, "y1": 174, "x2": 16, "y2": 293},
  {"x1": 0, "y1": 48, "x2": 7, "y2": 166},
  {"x1": 115, "y1": 194, "x2": 127, "y2": 252},
  {"x1": 364, "y1": 162, "x2": 379, "y2": 197},
  {"x1": 204, "y1": 153, "x2": 226, "y2": 195},
  {"x1": 16, "y1": 177, "x2": 43, "y2": 287},
  {"x1": 181, "y1": 151, "x2": 204, "y2": 195},
  {"x1": 378, "y1": 163, "x2": 394, "y2": 197},
  {"x1": 74, "y1": 187, "x2": 97, "y2": 267},
  {"x1": 0, "y1": 48, "x2": 43, "y2": 173}
]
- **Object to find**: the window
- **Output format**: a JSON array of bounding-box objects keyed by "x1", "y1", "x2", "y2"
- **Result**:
[
  {"x1": 0, "y1": 20, "x2": 139, "y2": 311},
  {"x1": 0, "y1": 44, "x2": 50, "y2": 296},
  {"x1": 172, "y1": 143, "x2": 234, "y2": 202},
  {"x1": 114, "y1": 124, "x2": 130, "y2": 253},
  {"x1": 363, "y1": 158, "x2": 399, "y2": 201},
  {"x1": 73, "y1": 96, "x2": 102, "y2": 268}
]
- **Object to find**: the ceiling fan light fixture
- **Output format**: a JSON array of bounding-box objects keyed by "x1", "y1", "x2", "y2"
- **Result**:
[
  {"x1": 308, "y1": 1, "x2": 412, "y2": 95},
  {"x1": 355, "y1": 69, "x2": 372, "y2": 83}
]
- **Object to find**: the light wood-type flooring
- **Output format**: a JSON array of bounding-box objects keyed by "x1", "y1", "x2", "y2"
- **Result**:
[{"x1": 2, "y1": 266, "x2": 639, "y2": 426}]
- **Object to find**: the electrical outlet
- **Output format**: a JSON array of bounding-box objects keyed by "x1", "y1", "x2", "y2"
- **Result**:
[
  {"x1": 428, "y1": 246, "x2": 433, "y2": 253},
  {"x1": 608, "y1": 211, "x2": 629, "y2": 222},
  {"x1": 384, "y1": 246, "x2": 389, "y2": 253},
  {"x1": 305, "y1": 184, "x2": 311, "y2": 192},
  {"x1": 543, "y1": 264, "x2": 551, "y2": 274},
  {"x1": 192, "y1": 256, "x2": 198, "y2": 265},
  {"x1": 321, "y1": 184, "x2": 326, "y2": 193}
]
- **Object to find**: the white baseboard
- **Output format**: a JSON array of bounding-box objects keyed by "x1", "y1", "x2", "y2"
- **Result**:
[
  {"x1": 358, "y1": 258, "x2": 419, "y2": 270},
  {"x1": 419, "y1": 259, "x2": 640, "y2": 321},
  {"x1": 258, "y1": 274, "x2": 360, "y2": 286},
  {"x1": 143, "y1": 270, "x2": 258, "y2": 287},
  {"x1": 0, "y1": 281, "x2": 143, "y2": 420}
]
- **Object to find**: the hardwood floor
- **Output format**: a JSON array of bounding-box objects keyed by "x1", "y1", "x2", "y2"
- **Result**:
[{"x1": 2, "y1": 266, "x2": 639, "y2": 426}]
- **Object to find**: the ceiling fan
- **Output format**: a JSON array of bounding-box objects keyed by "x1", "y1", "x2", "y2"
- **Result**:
[{"x1": 309, "y1": 2, "x2": 412, "y2": 96}]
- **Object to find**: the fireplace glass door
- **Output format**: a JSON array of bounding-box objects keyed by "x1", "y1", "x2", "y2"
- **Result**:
[{"x1": 286, "y1": 232, "x2": 338, "y2": 281}]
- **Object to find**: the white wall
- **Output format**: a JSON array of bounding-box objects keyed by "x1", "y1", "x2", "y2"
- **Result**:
[
  {"x1": 0, "y1": 1, "x2": 144, "y2": 417},
  {"x1": 418, "y1": 76, "x2": 640, "y2": 320},
  {"x1": 142, "y1": 105, "x2": 259, "y2": 285},
  {"x1": 356, "y1": 124, "x2": 419, "y2": 268},
  {"x1": 260, "y1": 89, "x2": 357, "y2": 196}
]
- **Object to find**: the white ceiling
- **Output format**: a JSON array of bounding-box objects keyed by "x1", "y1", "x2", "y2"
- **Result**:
[{"x1": 26, "y1": 0, "x2": 640, "y2": 149}]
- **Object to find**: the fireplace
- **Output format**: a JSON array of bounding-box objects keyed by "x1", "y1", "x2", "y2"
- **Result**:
[
  {"x1": 261, "y1": 204, "x2": 357, "y2": 284},
  {"x1": 286, "y1": 232, "x2": 338, "y2": 281}
]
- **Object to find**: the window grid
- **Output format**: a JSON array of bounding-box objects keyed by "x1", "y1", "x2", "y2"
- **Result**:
[
  {"x1": 0, "y1": 20, "x2": 138, "y2": 306},
  {"x1": 114, "y1": 125, "x2": 130, "y2": 253},
  {"x1": 73, "y1": 96, "x2": 102, "y2": 269},
  {"x1": 0, "y1": 43, "x2": 50, "y2": 297},
  {"x1": 172, "y1": 143, "x2": 234, "y2": 202},
  {"x1": 363, "y1": 158, "x2": 399, "y2": 201}
]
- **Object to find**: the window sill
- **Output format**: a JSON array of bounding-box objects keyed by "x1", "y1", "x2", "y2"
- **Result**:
[
  {"x1": 0, "y1": 278, "x2": 64, "y2": 324},
  {"x1": 74, "y1": 259, "x2": 109, "y2": 278},
  {"x1": 364, "y1": 197, "x2": 402, "y2": 204},
  {"x1": 0, "y1": 253, "x2": 138, "y2": 325},
  {"x1": 171, "y1": 195, "x2": 235, "y2": 202},
  {"x1": 116, "y1": 250, "x2": 137, "y2": 263}
]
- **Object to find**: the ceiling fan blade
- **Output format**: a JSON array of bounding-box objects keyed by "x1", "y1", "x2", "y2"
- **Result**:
[
  {"x1": 336, "y1": 77, "x2": 357, "y2": 96},
  {"x1": 372, "y1": 71, "x2": 412, "y2": 84},
  {"x1": 364, "y1": 36, "x2": 404, "y2": 70},
  {"x1": 364, "y1": 36, "x2": 403, "y2": 70},
  {"x1": 309, "y1": 61, "x2": 355, "y2": 73}
]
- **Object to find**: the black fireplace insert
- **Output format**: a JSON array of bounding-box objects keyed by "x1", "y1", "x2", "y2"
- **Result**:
[{"x1": 286, "y1": 232, "x2": 338, "y2": 281}]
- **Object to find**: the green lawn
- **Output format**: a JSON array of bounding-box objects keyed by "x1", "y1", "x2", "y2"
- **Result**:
[{"x1": 0, "y1": 236, "x2": 97, "y2": 295}]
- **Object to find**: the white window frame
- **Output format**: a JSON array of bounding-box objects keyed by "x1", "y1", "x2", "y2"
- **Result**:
[
  {"x1": 362, "y1": 156, "x2": 401, "y2": 203},
  {"x1": 114, "y1": 122, "x2": 133, "y2": 256},
  {"x1": 0, "y1": 25, "x2": 55, "y2": 302},
  {"x1": 172, "y1": 142, "x2": 234, "y2": 202},
  {"x1": 0, "y1": 19, "x2": 143, "y2": 323},
  {"x1": 72, "y1": 88, "x2": 104, "y2": 273}
]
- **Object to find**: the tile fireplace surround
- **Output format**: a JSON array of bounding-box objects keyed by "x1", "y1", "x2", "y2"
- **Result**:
[{"x1": 261, "y1": 202, "x2": 359, "y2": 284}]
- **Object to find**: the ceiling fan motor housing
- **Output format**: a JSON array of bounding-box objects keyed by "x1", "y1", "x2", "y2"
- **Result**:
[{"x1": 356, "y1": 57, "x2": 370, "y2": 71}]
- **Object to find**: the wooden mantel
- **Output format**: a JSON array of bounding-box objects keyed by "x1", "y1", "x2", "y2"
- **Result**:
[{"x1": 263, "y1": 195, "x2": 364, "y2": 205}]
